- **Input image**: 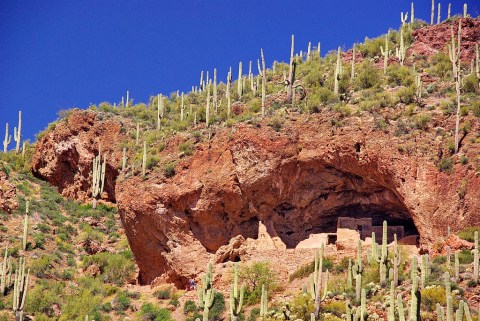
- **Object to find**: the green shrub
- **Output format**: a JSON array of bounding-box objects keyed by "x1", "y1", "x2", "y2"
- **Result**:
[
  {"x1": 438, "y1": 158, "x2": 453, "y2": 173},
  {"x1": 387, "y1": 64, "x2": 414, "y2": 87},
  {"x1": 239, "y1": 262, "x2": 277, "y2": 305},
  {"x1": 323, "y1": 300, "x2": 346, "y2": 317},
  {"x1": 154, "y1": 288, "x2": 171, "y2": 300},
  {"x1": 139, "y1": 303, "x2": 173, "y2": 321},
  {"x1": 183, "y1": 300, "x2": 197, "y2": 314},
  {"x1": 413, "y1": 113, "x2": 431, "y2": 130},
  {"x1": 396, "y1": 86, "x2": 416, "y2": 104},
  {"x1": 458, "y1": 226, "x2": 480, "y2": 242},
  {"x1": 289, "y1": 257, "x2": 334, "y2": 282},
  {"x1": 458, "y1": 249, "x2": 474, "y2": 264},
  {"x1": 179, "y1": 142, "x2": 194, "y2": 156},
  {"x1": 421, "y1": 286, "x2": 446, "y2": 311},
  {"x1": 470, "y1": 100, "x2": 480, "y2": 117},
  {"x1": 290, "y1": 292, "x2": 314, "y2": 320},
  {"x1": 268, "y1": 117, "x2": 282, "y2": 132},
  {"x1": 429, "y1": 52, "x2": 451, "y2": 79},
  {"x1": 163, "y1": 163, "x2": 176, "y2": 178},
  {"x1": 354, "y1": 61, "x2": 381, "y2": 90},
  {"x1": 463, "y1": 74, "x2": 479, "y2": 93},
  {"x1": 113, "y1": 291, "x2": 131, "y2": 311},
  {"x1": 247, "y1": 308, "x2": 260, "y2": 321},
  {"x1": 83, "y1": 252, "x2": 135, "y2": 285}
]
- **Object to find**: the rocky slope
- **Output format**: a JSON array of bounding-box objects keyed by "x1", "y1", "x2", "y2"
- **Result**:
[{"x1": 31, "y1": 17, "x2": 480, "y2": 287}]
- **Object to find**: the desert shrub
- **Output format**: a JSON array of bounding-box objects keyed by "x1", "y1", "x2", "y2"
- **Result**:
[
  {"x1": 82, "y1": 252, "x2": 135, "y2": 285},
  {"x1": 458, "y1": 227, "x2": 480, "y2": 242},
  {"x1": 239, "y1": 262, "x2": 277, "y2": 305},
  {"x1": 396, "y1": 86, "x2": 416, "y2": 103},
  {"x1": 470, "y1": 100, "x2": 480, "y2": 117},
  {"x1": 387, "y1": 64, "x2": 414, "y2": 87},
  {"x1": 163, "y1": 162, "x2": 176, "y2": 178},
  {"x1": 421, "y1": 286, "x2": 446, "y2": 311},
  {"x1": 139, "y1": 303, "x2": 172, "y2": 321},
  {"x1": 463, "y1": 74, "x2": 479, "y2": 93},
  {"x1": 26, "y1": 280, "x2": 64, "y2": 316},
  {"x1": 154, "y1": 288, "x2": 171, "y2": 300},
  {"x1": 429, "y1": 52, "x2": 451, "y2": 79},
  {"x1": 268, "y1": 117, "x2": 283, "y2": 132},
  {"x1": 289, "y1": 257, "x2": 334, "y2": 282},
  {"x1": 208, "y1": 292, "x2": 226, "y2": 321},
  {"x1": 458, "y1": 249, "x2": 474, "y2": 264},
  {"x1": 30, "y1": 255, "x2": 55, "y2": 278},
  {"x1": 183, "y1": 300, "x2": 197, "y2": 314},
  {"x1": 179, "y1": 142, "x2": 194, "y2": 156},
  {"x1": 354, "y1": 61, "x2": 381, "y2": 90},
  {"x1": 413, "y1": 113, "x2": 431, "y2": 130},
  {"x1": 356, "y1": 35, "x2": 389, "y2": 58},
  {"x1": 113, "y1": 291, "x2": 131, "y2": 311},
  {"x1": 438, "y1": 158, "x2": 453, "y2": 173},
  {"x1": 323, "y1": 300, "x2": 346, "y2": 317},
  {"x1": 247, "y1": 308, "x2": 260, "y2": 321},
  {"x1": 290, "y1": 292, "x2": 315, "y2": 320}
]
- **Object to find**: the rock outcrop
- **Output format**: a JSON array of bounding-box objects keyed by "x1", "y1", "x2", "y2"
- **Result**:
[
  {"x1": 32, "y1": 109, "x2": 128, "y2": 203},
  {"x1": 115, "y1": 113, "x2": 480, "y2": 285},
  {"x1": 0, "y1": 171, "x2": 18, "y2": 213}
]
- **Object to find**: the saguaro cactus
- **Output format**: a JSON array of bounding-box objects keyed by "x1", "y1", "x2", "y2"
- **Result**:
[
  {"x1": 421, "y1": 254, "x2": 431, "y2": 289},
  {"x1": 261, "y1": 48, "x2": 266, "y2": 117},
  {"x1": 122, "y1": 147, "x2": 127, "y2": 171},
  {"x1": 437, "y1": 3, "x2": 441, "y2": 24},
  {"x1": 142, "y1": 141, "x2": 147, "y2": 178},
  {"x1": 206, "y1": 82, "x2": 211, "y2": 127},
  {"x1": 392, "y1": 234, "x2": 401, "y2": 286},
  {"x1": 388, "y1": 281, "x2": 395, "y2": 321},
  {"x1": 0, "y1": 244, "x2": 10, "y2": 296},
  {"x1": 380, "y1": 32, "x2": 389, "y2": 74},
  {"x1": 91, "y1": 145, "x2": 106, "y2": 209},
  {"x1": 3, "y1": 123, "x2": 11, "y2": 153},
  {"x1": 12, "y1": 257, "x2": 29, "y2": 321},
  {"x1": 334, "y1": 47, "x2": 341, "y2": 95},
  {"x1": 376, "y1": 221, "x2": 389, "y2": 284},
  {"x1": 286, "y1": 35, "x2": 296, "y2": 103},
  {"x1": 410, "y1": 2, "x2": 415, "y2": 25},
  {"x1": 473, "y1": 231, "x2": 479, "y2": 283},
  {"x1": 230, "y1": 263, "x2": 244, "y2": 321},
  {"x1": 260, "y1": 284, "x2": 268, "y2": 319},
  {"x1": 313, "y1": 243, "x2": 328, "y2": 317},
  {"x1": 226, "y1": 67, "x2": 232, "y2": 119},
  {"x1": 431, "y1": 0, "x2": 435, "y2": 25},
  {"x1": 13, "y1": 111, "x2": 22, "y2": 154},
  {"x1": 448, "y1": 20, "x2": 462, "y2": 154},
  {"x1": 237, "y1": 62, "x2": 243, "y2": 98},
  {"x1": 353, "y1": 240, "x2": 364, "y2": 302},
  {"x1": 198, "y1": 263, "x2": 215, "y2": 321}
]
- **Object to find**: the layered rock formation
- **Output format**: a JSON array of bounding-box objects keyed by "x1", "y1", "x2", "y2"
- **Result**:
[
  {"x1": 32, "y1": 109, "x2": 128, "y2": 203},
  {"x1": 0, "y1": 171, "x2": 18, "y2": 213}
]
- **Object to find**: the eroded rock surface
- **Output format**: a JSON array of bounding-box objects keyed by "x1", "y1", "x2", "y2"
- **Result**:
[
  {"x1": 115, "y1": 114, "x2": 480, "y2": 285},
  {"x1": 0, "y1": 171, "x2": 18, "y2": 213},
  {"x1": 32, "y1": 109, "x2": 128, "y2": 203}
]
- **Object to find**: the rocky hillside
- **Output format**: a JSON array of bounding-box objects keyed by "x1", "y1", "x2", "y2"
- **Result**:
[{"x1": 1, "y1": 12, "x2": 480, "y2": 321}]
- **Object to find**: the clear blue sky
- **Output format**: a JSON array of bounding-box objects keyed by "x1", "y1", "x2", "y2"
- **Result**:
[{"x1": 0, "y1": 1, "x2": 477, "y2": 143}]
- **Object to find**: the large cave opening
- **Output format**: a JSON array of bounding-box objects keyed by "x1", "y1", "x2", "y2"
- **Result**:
[
  {"x1": 191, "y1": 158, "x2": 419, "y2": 254},
  {"x1": 262, "y1": 163, "x2": 419, "y2": 249}
]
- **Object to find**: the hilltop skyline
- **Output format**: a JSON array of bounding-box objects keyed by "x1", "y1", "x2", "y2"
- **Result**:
[{"x1": 0, "y1": 0, "x2": 478, "y2": 142}]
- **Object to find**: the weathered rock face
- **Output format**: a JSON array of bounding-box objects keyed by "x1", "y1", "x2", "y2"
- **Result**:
[
  {"x1": 115, "y1": 113, "x2": 480, "y2": 285},
  {"x1": 0, "y1": 171, "x2": 18, "y2": 213},
  {"x1": 32, "y1": 109, "x2": 128, "y2": 203}
]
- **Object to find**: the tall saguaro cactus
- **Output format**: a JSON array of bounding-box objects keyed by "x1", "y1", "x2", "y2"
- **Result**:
[
  {"x1": 313, "y1": 243, "x2": 329, "y2": 318},
  {"x1": 473, "y1": 231, "x2": 479, "y2": 283},
  {"x1": 380, "y1": 32, "x2": 389, "y2": 74},
  {"x1": 12, "y1": 257, "x2": 29, "y2": 321},
  {"x1": 261, "y1": 48, "x2": 266, "y2": 117},
  {"x1": 230, "y1": 263, "x2": 244, "y2": 321},
  {"x1": 13, "y1": 111, "x2": 22, "y2": 154},
  {"x1": 227, "y1": 67, "x2": 232, "y2": 119},
  {"x1": 198, "y1": 263, "x2": 215, "y2": 321},
  {"x1": 260, "y1": 284, "x2": 268, "y2": 319},
  {"x1": 286, "y1": 35, "x2": 296, "y2": 103},
  {"x1": 392, "y1": 234, "x2": 401, "y2": 286},
  {"x1": 91, "y1": 145, "x2": 106, "y2": 209},
  {"x1": 3, "y1": 123, "x2": 11, "y2": 153},
  {"x1": 431, "y1": 0, "x2": 435, "y2": 25},
  {"x1": 448, "y1": 20, "x2": 462, "y2": 154},
  {"x1": 237, "y1": 62, "x2": 243, "y2": 99},
  {"x1": 334, "y1": 47, "x2": 341, "y2": 95},
  {"x1": 376, "y1": 221, "x2": 389, "y2": 284}
]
